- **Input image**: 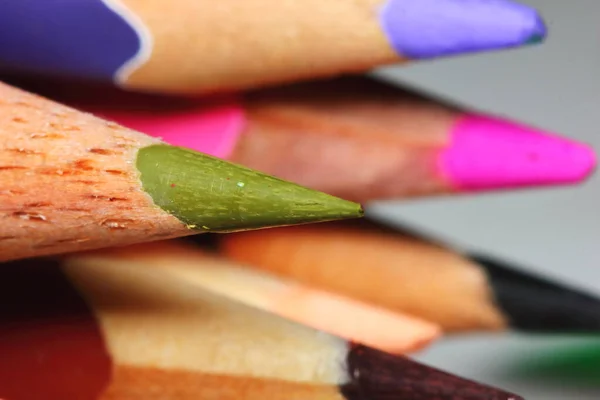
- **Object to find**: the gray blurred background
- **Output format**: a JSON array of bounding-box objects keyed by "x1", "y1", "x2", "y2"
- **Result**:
[{"x1": 370, "y1": 0, "x2": 600, "y2": 398}]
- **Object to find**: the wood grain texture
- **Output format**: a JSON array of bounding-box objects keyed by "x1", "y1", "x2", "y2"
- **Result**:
[
  {"x1": 102, "y1": 366, "x2": 344, "y2": 400},
  {"x1": 233, "y1": 77, "x2": 457, "y2": 202},
  {"x1": 0, "y1": 82, "x2": 189, "y2": 261},
  {"x1": 219, "y1": 221, "x2": 509, "y2": 332},
  {"x1": 121, "y1": 0, "x2": 400, "y2": 94},
  {"x1": 0, "y1": 252, "x2": 523, "y2": 399}
]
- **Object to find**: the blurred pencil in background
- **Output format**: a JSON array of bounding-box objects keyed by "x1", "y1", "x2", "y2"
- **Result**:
[
  {"x1": 11, "y1": 76, "x2": 596, "y2": 203},
  {"x1": 215, "y1": 218, "x2": 600, "y2": 334},
  {"x1": 0, "y1": 254, "x2": 524, "y2": 400},
  {"x1": 74, "y1": 240, "x2": 441, "y2": 355},
  {"x1": 0, "y1": 0, "x2": 545, "y2": 95},
  {"x1": 0, "y1": 81, "x2": 362, "y2": 262}
]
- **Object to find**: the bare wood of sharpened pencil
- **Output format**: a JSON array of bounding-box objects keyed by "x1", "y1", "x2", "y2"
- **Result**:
[
  {"x1": 0, "y1": 254, "x2": 523, "y2": 400},
  {"x1": 0, "y1": 84, "x2": 190, "y2": 260},
  {"x1": 121, "y1": 0, "x2": 399, "y2": 93},
  {"x1": 219, "y1": 223, "x2": 509, "y2": 332},
  {"x1": 73, "y1": 240, "x2": 441, "y2": 355},
  {"x1": 0, "y1": 82, "x2": 363, "y2": 261},
  {"x1": 232, "y1": 79, "x2": 458, "y2": 201}
]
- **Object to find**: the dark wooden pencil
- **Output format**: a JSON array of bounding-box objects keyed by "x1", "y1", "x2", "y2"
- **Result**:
[{"x1": 0, "y1": 255, "x2": 523, "y2": 400}]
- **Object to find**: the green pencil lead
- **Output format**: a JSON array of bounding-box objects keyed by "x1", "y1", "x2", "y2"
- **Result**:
[{"x1": 137, "y1": 145, "x2": 363, "y2": 232}]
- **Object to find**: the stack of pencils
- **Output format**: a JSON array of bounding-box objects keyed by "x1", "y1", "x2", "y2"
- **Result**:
[{"x1": 0, "y1": 1, "x2": 596, "y2": 399}]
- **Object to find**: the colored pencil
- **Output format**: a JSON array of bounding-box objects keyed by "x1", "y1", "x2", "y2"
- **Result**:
[
  {"x1": 11, "y1": 76, "x2": 595, "y2": 203},
  {"x1": 0, "y1": 82, "x2": 362, "y2": 262},
  {"x1": 217, "y1": 218, "x2": 600, "y2": 333},
  {"x1": 75, "y1": 240, "x2": 441, "y2": 355},
  {"x1": 0, "y1": 0, "x2": 545, "y2": 95},
  {"x1": 0, "y1": 255, "x2": 524, "y2": 400}
]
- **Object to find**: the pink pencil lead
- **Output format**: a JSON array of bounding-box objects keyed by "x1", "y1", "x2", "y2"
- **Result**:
[{"x1": 439, "y1": 115, "x2": 596, "y2": 191}]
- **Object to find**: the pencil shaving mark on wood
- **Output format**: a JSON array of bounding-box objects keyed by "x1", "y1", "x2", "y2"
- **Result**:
[
  {"x1": 29, "y1": 133, "x2": 65, "y2": 139},
  {"x1": 12, "y1": 211, "x2": 48, "y2": 222},
  {"x1": 87, "y1": 194, "x2": 129, "y2": 202},
  {"x1": 5, "y1": 148, "x2": 42, "y2": 155},
  {"x1": 105, "y1": 169, "x2": 127, "y2": 175},
  {"x1": 89, "y1": 148, "x2": 117, "y2": 156},
  {"x1": 24, "y1": 202, "x2": 51, "y2": 208}
]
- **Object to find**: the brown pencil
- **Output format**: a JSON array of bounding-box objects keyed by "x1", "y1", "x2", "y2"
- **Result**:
[
  {"x1": 0, "y1": 81, "x2": 362, "y2": 262},
  {"x1": 9, "y1": 75, "x2": 595, "y2": 203},
  {"x1": 0, "y1": 254, "x2": 524, "y2": 400},
  {"x1": 217, "y1": 218, "x2": 600, "y2": 334}
]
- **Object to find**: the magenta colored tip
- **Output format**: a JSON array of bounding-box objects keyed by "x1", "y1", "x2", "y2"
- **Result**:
[{"x1": 439, "y1": 115, "x2": 597, "y2": 191}]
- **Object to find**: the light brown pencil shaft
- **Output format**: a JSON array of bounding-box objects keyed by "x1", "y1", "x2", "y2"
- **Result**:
[
  {"x1": 102, "y1": 367, "x2": 342, "y2": 400},
  {"x1": 121, "y1": 0, "x2": 399, "y2": 94},
  {"x1": 0, "y1": 251, "x2": 348, "y2": 399},
  {"x1": 220, "y1": 223, "x2": 509, "y2": 332},
  {"x1": 0, "y1": 83, "x2": 189, "y2": 261},
  {"x1": 76, "y1": 241, "x2": 441, "y2": 355},
  {"x1": 65, "y1": 255, "x2": 349, "y2": 399},
  {"x1": 232, "y1": 78, "x2": 457, "y2": 201}
]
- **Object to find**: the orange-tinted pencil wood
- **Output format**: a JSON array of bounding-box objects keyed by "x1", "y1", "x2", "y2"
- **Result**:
[
  {"x1": 218, "y1": 221, "x2": 509, "y2": 332},
  {"x1": 76, "y1": 240, "x2": 440, "y2": 355},
  {"x1": 0, "y1": 253, "x2": 523, "y2": 399},
  {"x1": 0, "y1": 81, "x2": 362, "y2": 262}
]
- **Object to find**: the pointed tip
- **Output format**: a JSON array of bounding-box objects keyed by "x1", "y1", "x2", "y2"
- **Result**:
[
  {"x1": 136, "y1": 144, "x2": 363, "y2": 232},
  {"x1": 308, "y1": 196, "x2": 365, "y2": 226},
  {"x1": 524, "y1": 14, "x2": 548, "y2": 46},
  {"x1": 472, "y1": 254, "x2": 600, "y2": 332},
  {"x1": 380, "y1": 0, "x2": 547, "y2": 59},
  {"x1": 438, "y1": 115, "x2": 597, "y2": 191},
  {"x1": 525, "y1": 33, "x2": 544, "y2": 46},
  {"x1": 340, "y1": 345, "x2": 524, "y2": 400}
]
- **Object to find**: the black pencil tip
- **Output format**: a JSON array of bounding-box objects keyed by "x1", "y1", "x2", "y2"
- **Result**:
[
  {"x1": 340, "y1": 344, "x2": 523, "y2": 400},
  {"x1": 473, "y1": 254, "x2": 600, "y2": 333}
]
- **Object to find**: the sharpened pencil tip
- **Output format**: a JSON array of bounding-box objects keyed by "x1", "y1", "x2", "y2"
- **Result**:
[
  {"x1": 340, "y1": 344, "x2": 525, "y2": 400},
  {"x1": 136, "y1": 144, "x2": 363, "y2": 232},
  {"x1": 526, "y1": 15, "x2": 548, "y2": 45},
  {"x1": 525, "y1": 33, "x2": 544, "y2": 46},
  {"x1": 474, "y1": 254, "x2": 600, "y2": 333},
  {"x1": 380, "y1": 0, "x2": 548, "y2": 59},
  {"x1": 438, "y1": 115, "x2": 597, "y2": 191}
]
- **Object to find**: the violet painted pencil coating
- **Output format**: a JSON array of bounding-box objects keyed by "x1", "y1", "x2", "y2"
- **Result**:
[
  {"x1": 0, "y1": 0, "x2": 546, "y2": 94},
  {"x1": 381, "y1": 0, "x2": 547, "y2": 58}
]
